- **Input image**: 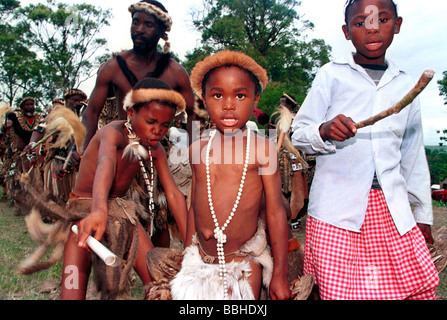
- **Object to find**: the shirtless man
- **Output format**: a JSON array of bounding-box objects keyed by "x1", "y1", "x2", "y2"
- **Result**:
[{"x1": 82, "y1": 0, "x2": 195, "y2": 150}]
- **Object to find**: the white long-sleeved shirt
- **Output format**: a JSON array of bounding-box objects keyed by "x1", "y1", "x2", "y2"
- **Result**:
[{"x1": 291, "y1": 54, "x2": 433, "y2": 236}]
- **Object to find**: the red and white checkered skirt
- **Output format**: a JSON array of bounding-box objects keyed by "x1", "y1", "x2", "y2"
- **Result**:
[{"x1": 303, "y1": 189, "x2": 439, "y2": 300}]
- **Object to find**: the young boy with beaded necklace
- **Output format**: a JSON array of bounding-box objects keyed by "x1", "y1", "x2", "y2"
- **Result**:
[
  {"x1": 61, "y1": 78, "x2": 188, "y2": 300},
  {"x1": 170, "y1": 50, "x2": 290, "y2": 300}
]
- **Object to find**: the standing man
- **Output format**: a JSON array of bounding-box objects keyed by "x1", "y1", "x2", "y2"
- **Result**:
[
  {"x1": 23, "y1": 89, "x2": 87, "y2": 204},
  {"x1": 64, "y1": 89, "x2": 88, "y2": 117},
  {"x1": 1, "y1": 97, "x2": 43, "y2": 215},
  {"x1": 82, "y1": 0, "x2": 195, "y2": 150}
]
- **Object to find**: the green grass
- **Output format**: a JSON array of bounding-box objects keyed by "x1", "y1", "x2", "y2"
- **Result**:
[
  {"x1": 0, "y1": 202, "x2": 144, "y2": 300},
  {"x1": 0, "y1": 208, "x2": 63, "y2": 299}
]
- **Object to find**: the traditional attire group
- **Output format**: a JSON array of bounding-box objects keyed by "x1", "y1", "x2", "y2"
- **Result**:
[{"x1": 2, "y1": 0, "x2": 443, "y2": 301}]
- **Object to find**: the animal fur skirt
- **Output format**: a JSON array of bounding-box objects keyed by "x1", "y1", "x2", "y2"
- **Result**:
[{"x1": 170, "y1": 224, "x2": 273, "y2": 300}]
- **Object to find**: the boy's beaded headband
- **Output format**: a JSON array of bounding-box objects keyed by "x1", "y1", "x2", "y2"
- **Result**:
[
  {"x1": 129, "y1": 2, "x2": 173, "y2": 53},
  {"x1": 190, "y1": 50, "x2": 269, "y2": 97},
  {"x1": 123, "y1": 88, "x2": 186, "y2": 114}
]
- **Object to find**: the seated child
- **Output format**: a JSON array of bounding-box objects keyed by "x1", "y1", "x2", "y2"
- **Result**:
[
  {"x1": 170, "y1": 50, "x2": 291, "y2": 300},
  {"x1": 61, "y1": 78, "x2": 188, "y2": 299}
]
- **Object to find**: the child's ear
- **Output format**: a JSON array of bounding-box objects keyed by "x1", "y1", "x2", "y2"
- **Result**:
[
  {"x1": 201, "y1": 95, "x2": 207, "y2": 107},
  {"x1": 342, "y1": 25, "x2": 351, "y2": 40},
  {"x1": 394, "y1": 17, "x2": 403, "y2": 34},
  {"x1": 127, "y1": 107, "x2": 135, "y2": 121},
  {"x1": 254, "y1": 94, "x2": 261, "y2": 107}
]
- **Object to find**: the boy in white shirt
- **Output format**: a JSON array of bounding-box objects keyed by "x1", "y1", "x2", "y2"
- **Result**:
[{"x1": 292, "y1": 0, "x2": 439, "y2": 300}]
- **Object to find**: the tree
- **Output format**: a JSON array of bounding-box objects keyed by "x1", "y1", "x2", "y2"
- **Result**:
[
  {"x1": 436, "y1": 71, "x2": 447, "y2": 145},
  {"x1": 0, "y1": 1, "x2": 112, "y2": 109},
  {"x1": 439, "y1": 71, "x2": 447, "y2": 105},
  {"x1": 185, "y1": 0, "x2": 331, "y2": 115},
  {"x1": 0, "y1": 0, "x2": 42, "y2": 106},
  {"x1": 17, "y1": 1, "x2": 112, "y2": 104}
]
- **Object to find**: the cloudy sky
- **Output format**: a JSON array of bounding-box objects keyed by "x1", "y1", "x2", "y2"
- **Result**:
[{"x1": 20, "y1": 0, "x2": 447, "y2": 145}]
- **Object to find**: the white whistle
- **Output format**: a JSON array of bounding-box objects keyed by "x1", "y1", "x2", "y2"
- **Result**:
[{"x1": 71, "y1": 225, "x2": 119, "y2": 267}]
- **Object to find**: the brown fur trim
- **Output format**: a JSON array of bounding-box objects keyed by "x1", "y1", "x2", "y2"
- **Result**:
[
  {"x1": 123, "y1": 88, "x2": 186, "y2": 114},
  {"x1": 18, "y1": 209, "x2": 71, "y2": 275},
  {"x1": 128, "y1": 2, "x2": 172, "y2": 52},
  {"x1": 190, "y1": 50, "x2": 269, "y2": 97},
  {"x1": 19, "y1": 97, "x2": 35, "y2": 108},
  {"x1": 128, "y1": 2, "x2": 172, "y2": 32},
  {"x1": 63, "y1": 89, "x2": 87, "y2": 101},
  {"x1": 46, "y1": 107, "x2": 86, "y2": 153}
]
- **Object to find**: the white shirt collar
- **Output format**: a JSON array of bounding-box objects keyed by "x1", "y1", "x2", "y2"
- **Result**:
[{"x1": 332, "y1": 53, "x2": 404, "y2": 87}]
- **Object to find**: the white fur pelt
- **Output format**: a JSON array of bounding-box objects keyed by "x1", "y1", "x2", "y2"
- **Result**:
[
  {"x1": 170, "y1": 245, "x2": 255, "y2": 300},
  {"x1": 170, "y1": 222, "x2": 273, "y2": 300},
  {"x1": 122, "y1": 142, "x2": 149, "y2": 162}
]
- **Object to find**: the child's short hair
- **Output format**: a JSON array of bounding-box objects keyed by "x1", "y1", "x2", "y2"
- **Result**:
[
  {"x1": 190, "y1": 50, "x2": 269, "y2": 98},
  {"x1": 344, "y1": 0, "x2": 398, "y2": 24},
  {"x1": 123, "y1": 78, "x2": 186, "y2": 114}
]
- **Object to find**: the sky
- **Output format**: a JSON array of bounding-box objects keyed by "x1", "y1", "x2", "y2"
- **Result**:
[{"x1": 19, "y1": 0, "x2": 447, "y2": 145}]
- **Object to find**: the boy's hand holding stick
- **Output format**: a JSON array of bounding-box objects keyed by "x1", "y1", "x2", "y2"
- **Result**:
[
  {"x1": 355, "y1": 70, "x2": 435, "y2": 129},
  {"x1": 71, "y1": 225, "x2": 120, "y2": 267}
]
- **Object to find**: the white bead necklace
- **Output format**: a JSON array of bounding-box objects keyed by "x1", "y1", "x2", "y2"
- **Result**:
[
  {"x1": 139, "y1": 152, "x2": 156, "y2": 236},
  {"x1": 124, "y1": 121, "x2": 156, "y2": 236},
  {"x1": 205, "y1": 128, "x2": 251, "y2": 299}
]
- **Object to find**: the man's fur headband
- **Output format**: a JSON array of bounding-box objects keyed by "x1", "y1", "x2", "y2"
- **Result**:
[
  {"x1": 123, "y1": 87, "x2": 186, "y2": 115},
  {"x1": 129, "y1": 1, "x2": 172, "y2": 52},
  {"x1": 18, "y1": 97, "x2": 36, "y2": 108},
  {"x1": 63, "y1": 89, "x2": 87, "y2": 102},
  {"x1": 190, "y1": 50, "x2": 269, "y2": 97}
]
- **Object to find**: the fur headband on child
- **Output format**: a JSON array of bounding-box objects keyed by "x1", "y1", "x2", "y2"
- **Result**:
[
  {"x1": 190, "y1": 50, "x2": 269, "y2": 97},
  {"x1": 129, "y1": 1, "x2": 172, "y2": 53},
  {"x1": 123, "y1": 87, "x2": 186, "y2": 115}
]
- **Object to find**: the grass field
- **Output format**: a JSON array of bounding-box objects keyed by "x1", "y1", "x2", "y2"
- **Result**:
[
  {"x1": 0, "y1": 200, "x2": 144, "y2": 300},
  {"x1": 0, "y1": 199, "x2": 446, "y2": 300}
]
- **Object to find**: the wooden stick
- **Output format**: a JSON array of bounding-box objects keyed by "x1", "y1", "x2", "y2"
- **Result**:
[
  {"x1": 62, "y1": 140, "x2": 76, "y2": 171},
  {"x1": 20, "y1": 131, "x2": 57, "y2": 158},
  {"x1": 355, "y1": 70, "x2": 435, "y2": 129}
]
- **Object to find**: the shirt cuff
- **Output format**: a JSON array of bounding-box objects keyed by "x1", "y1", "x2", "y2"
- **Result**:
[
  {"x1": 310, "y1": 123, "x2": 336, "y2": 154},
  {"x1": 413, "y1": 205, "x2": 434, "y2": 226}
]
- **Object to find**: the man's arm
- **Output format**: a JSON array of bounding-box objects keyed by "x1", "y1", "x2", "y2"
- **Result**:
[
  {"x1": 82, "y1": 62, "x2": 115, "y2": 152},
  {"x1": 171, "y1": 61, "x2": 196, "y2": 144}
]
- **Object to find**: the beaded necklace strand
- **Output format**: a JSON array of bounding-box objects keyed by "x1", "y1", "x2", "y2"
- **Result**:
[
  {"x1": 124, "y1": 121, "x2": 156, "y2": 236},
  {"x1": 205, "y1": 128, "x2": 251, "y2": 299}
]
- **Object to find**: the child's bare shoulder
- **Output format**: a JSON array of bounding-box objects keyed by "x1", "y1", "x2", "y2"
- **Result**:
[
  {"x1": 251, "y1": 131, "x2": 277, "y2": 173},
  {"x1": 253, "y1": 131, "x2": 275, "y2": 150},
  {"x1": 98, "y1": 121, "x2": 127, "y2": 146}
]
